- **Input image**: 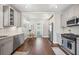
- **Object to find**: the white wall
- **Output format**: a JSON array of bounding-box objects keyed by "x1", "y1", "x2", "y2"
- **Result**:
[
  {"x1": 43, "y1": 20, "x2": 49, "y2": 37},
  {"x1": 61, "y1": 5, "x2": 79, "y2": 35}
]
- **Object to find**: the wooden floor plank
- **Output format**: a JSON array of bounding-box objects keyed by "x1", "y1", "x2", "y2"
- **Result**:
[{"x1": 15, "y1": 38, "x2": 55, "y2": 55}]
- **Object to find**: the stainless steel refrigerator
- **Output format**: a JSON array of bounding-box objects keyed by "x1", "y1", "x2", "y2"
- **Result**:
[{"x1": 49, "y1": 23, "x2": 53, "y2": 43}]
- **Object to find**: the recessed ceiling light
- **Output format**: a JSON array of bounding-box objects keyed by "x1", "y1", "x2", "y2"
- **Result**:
[
  {"x1": 25, "y1": 6, "x2": 27, "y2": 8},
  {"x1": 50, "y1": 5, "x2": 58, "y2": 9},
  {"x1": 55, "y1": 5, "x2": 58, "y2": 8},
  {"x1": 25, "y1": 4, "x2": 31, "y2": 8}
]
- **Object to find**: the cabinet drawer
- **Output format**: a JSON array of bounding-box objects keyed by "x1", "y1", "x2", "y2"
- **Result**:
[
  {"x1": 0, "y1": 37, "x2": 12, "y2": 45},
  {"x1": 0, "y1": 37, "x2": 13, "y2": 55},
  {"x1": 0, "y1": 39, "x2": 13, "y2": 55}
]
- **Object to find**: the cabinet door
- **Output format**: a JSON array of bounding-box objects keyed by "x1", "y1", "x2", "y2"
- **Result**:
[
  {"x1": 9, "y1": 8, "x2": 14, "y2": 26},
  {"x1": 61, "y1": 15, "x2": 67, "y2": 27},
  {"x1": 0, "y1": 5, "x2": 3, "y2": 28},
  {"x1": 74, "y1": 5, "x2": 79, "y2": 16},
  {"x1": 3, "y1": 6, "x2": 9, "y2": 26},
  {"x1": 62, "y1": 37, "x2": 67, "y2": 48},
  {"x1": 77, "y1": 39, "x2": 79, "y2": 55},
  {"x1": 14, "y1": 10, "x2": 21, "y2": 27},
  {"x1": 13, "y1": 35, "x2": 20, "y2": 51},
  {"x1": 14, "y1": 10, "x2": 18, "y2": 26},
  {"x1": 0, "y1": 45, "x2": 1, "y2": 54},
  {"x1": 0, "y1": 37, "x2": 13, "y2": 55},
  {"x1": 18, "y1": 34, "x2": 24, "y2": 45},
  {"x1": 17, "y1": 11, "x2": 21, "y2": 27}
]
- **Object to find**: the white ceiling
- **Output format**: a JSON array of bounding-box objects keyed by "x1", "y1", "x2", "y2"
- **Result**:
[
  {"x1": 12, "y1": 4, "x2": 71, "y2": 22},
  {"x1": 12, "y1": 4, "x2": 71, "y2": 12},
  {"x1": 22, "y1": 12, "x2": 53, "y2": 22}
]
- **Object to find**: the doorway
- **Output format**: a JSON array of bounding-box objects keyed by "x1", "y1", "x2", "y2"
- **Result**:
[{"x1": 36, "y1": 23, "x2": 42, "y2": 38}]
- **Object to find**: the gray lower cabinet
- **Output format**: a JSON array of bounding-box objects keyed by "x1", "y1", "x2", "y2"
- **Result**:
[
  {"x1": 0, "y1": 34, "x2": 24, "y2": 55},
  {"x1": 0, "y1": 37, "x2": 13, "y2": 55},
  {"x1": 13, "y1": 34, "x2": 24, "y2": 51},
  {"x1": 13, "y1": 35, "x2": 20, "y2": 51},
  {"x1": 62, "y1": 37, "x2": 68, "y2": 48},
  {"x1": 77, "y1": 38, "x2": 79, "y2": 55},
  {"x1": 18, "y1": 34, "x2": 24, "y2": 45}
]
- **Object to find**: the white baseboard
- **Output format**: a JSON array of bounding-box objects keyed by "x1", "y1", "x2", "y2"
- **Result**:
[{"x1": 42, "y1": 36, "x2": 49, "y2": 38}]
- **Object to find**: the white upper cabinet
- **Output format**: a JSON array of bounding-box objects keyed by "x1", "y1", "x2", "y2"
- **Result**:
[
  {"x1": 74, "y1": 5, "x2": 79, "y2": 16},
  {"x1": 14, "y1": 9, "x2": 17, "y2": 26},
  {"x1": 0, "y1": 5, "x2": 3, "y2": 28},
  {"x1": 14, "y1": 10, "x2": 21, "y2": 27},
  {"x1": 3, "y1": 5, "x2": 21, "y2": 27},
  {"x1": 3, "y1": 5, "x2": 15, "y2": 27},
  {"x1": 17, "y1": 11, "x2": 21, "y2": 27},
  {"x1": 61, "y1": 15, "x2": 67, "y2": 27},
  {"x1": 61, "y1": 11, "x2": 69, "y2": 27},
  {"x1": 0, "y1": 5, "x2": 21, "y2": 28}
]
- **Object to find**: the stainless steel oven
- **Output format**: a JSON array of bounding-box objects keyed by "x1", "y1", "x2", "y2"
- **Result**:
[
  {"x1": 66, "y1": 39, "x2": 75, "y2": 54},
  {"x1": 62, "y1": 37, "x2": 75, "y2": 54}
]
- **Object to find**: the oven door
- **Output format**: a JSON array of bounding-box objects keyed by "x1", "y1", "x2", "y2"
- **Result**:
[{"x1": 67, "y1": 40, "x2": 75, "y2": 54}]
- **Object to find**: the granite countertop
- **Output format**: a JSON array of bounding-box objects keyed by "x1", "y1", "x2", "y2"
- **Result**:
[{"x1": 61, "y1": 33, "x2": 79, "y2": 40}]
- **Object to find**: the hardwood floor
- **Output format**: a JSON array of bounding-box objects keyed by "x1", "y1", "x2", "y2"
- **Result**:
[{"x1": 15, "y1": 38, "x2": 55, "y2": 55}]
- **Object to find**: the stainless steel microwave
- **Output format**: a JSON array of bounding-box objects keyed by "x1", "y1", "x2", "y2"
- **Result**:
[{"x1": 67, "y1": 17, "x2": 79, "y2": 26}]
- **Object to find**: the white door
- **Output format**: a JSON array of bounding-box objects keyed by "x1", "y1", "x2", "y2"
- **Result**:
[{"x1": 36, "y1": 23, "x2": 43, "y2": 38}]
